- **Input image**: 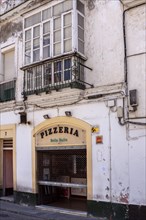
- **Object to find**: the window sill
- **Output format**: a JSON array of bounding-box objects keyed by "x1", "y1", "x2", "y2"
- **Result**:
[{"x1": 21, "y1": 52, "x2": 87, "y2": 71}]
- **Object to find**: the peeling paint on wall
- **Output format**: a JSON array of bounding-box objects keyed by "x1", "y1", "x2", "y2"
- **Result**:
[
  {"x1": 87, "y1": 0, "x2": 96, "y2": 10},
  {"x1": 119, "y1": 192, "x2": 129, "y2": 203},
  {"x1": 0, "y1": 21, "x2": 22, "y2": 43}
]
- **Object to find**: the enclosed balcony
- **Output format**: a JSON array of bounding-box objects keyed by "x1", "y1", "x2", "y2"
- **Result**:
[{"x1": 22, "y1": 53, "x2": 88, "y2": 97}]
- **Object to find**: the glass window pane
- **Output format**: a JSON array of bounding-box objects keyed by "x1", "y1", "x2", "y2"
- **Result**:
[
  {"x1": 64, "y1": 70, "x2": 71, "y2": 81},
  {"x1": 25, "y1": 51, "x2": 31, "y2": 64},
  {"x1": 43, "y1": 21, "x2": 50, "y2": 34},
  {"x1": 33, "y1": 49, "x2": 40, "y2": 62},
  {"x1": 33, "y1": 12, "x2": 41, "y2": 25},
  {"x1": 63, "y1": 0, "x2": 73, "y2": 12},
  {"x1": 25, "y1": 12, "x2": 41, "y2": 28},
  {"x1": 54, "y1": 73, "x2": 61, "y2": 83},
  {"x1": 54, "y1": 61, "x2": 62, "y2": 72},
  {"x1": 44, "y1": 63, "x2": 52, "y2": 85},
  {"x1": 26, "y1": 69, "x2": 33, "y2": 90},
  {"x1": 64, "y1": 59, "x2": 71, "y2": 81},
  {"x1": 78, "y1": 27, "x2": 84, "y2": 41},
  {"x1": 54, "y1": 61, "x2": 62, "y2": 83},
  {"x1": 64, "y1": 39, "x2": 72, "y2": 52},
  {"x1": 25, "y1": 41, "x2": 31, "y2": 52},
  {"x1": 53, "y1": 3, "x2": 62, "y2": 16},
  {"x1": 34, "y1": 66, "x2": 42, "y2": 89},
  {"x1": 64, "y1": 26, "x2": 72, "y2": 39},
  {"x1": 54, "y1": 43, "x2": 61, "y2": 55},
  {"x1": 78, "y1": 39, "x2": 84, "y2": 54},
  {"x1": 43, "y1": 34, "x2": 50, "y2": 46},
  {"x1": 25, "y1": 16, "x2": 32, "y2": 28},
  {"x1": 77, "y1": 0, "x2": 84, "y2": 14},
  {"x1": 64, "y1": 59, "x2": 71, "y2": 69},
  {"x1": 33, "y1": 38, "x2": 40, "y2": 49},
  {"x1": 54, "y1": 17, "x2": 61, "y2": 30},
  {"x1": 43, "y1": 46, "x2": 50, "y2": 59},
  {"x1": 64, "y1": 13, "x2": 71, "y2": 26},
  {"x1": 34, "y1": 26, "x2": 40, "y2": 38},
  {"x1": 78, "y1": 14, "x2": 84, "y2": 28},
  {"x1": 42, "y1": 8, "x2": 51, "y2": 21},
  {"x1": 54, "y1": 30, "x2": 61, "y2": 43},
  {"x1": 25, "y1": 30, "x2": 31, "y2": 41}
]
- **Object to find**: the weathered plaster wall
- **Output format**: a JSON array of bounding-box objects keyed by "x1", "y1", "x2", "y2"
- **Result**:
[
  {"x1": 0, "y1": 16, "x2": 24, "y2": 102},
  {"x1": 125, "y1": 5, "x2": 146, "y2": 117},
  {"x1": 16, "y1": 124, "x2": 33, "y2": 192},
  {"x1": 0, "y1": 0, "x2": 145, "y2": 208},
  {"x1": 0, "y1": 21, "x2": 22, "y2": 43},
  {"x1": 128, "y1": 134, "x2": 146, "y2": 204},
  {"x1": 125, "y1": 5, "x2": 146, "y2": 205},
  {"x1": 85, "y1": 0, "x2": 124, "y2": 87},
  {"x1": 0, "y1": 94, "x2": 145, "y2": 204}
]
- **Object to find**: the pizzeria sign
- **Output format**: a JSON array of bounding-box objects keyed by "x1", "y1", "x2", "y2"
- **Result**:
[{"x1": 36, "y1": 124, "x2": 86, "y2": 146}]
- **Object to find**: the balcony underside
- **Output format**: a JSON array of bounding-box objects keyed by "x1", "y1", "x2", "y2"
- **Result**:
[{"x1": 23, "y1": 80, "x2": 86, "y2": 96}]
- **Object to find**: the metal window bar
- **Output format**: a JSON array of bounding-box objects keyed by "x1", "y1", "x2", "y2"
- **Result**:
[
  {"x1": 23, "y1": 55, "x2": 86, "y2": 96},
  {"x1": 37, "y1": 149, "x2": 87, "y2": 181},
  {"x1": 37, "y1": 149, "x2": 87, "y2": 201},
  {"x1": 0, "y1": 80, "x2": 16, "y2": 102}
]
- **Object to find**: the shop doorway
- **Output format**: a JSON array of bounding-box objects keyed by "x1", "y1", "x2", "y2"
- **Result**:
[
  {"x1": 3, "y1": 139, "x2": 13, "y2": 196},
  {"x1": 37, "y1": 148, "x2": 87, "y2": 211}
]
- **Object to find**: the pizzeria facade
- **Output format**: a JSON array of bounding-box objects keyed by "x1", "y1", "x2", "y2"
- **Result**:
[{"x1": 0, "y1": 0, "x2": 146, "y2": 219}]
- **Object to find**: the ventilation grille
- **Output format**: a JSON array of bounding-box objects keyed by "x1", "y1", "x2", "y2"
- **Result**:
[{"x1": 3, "y1": 139, "x2": 13, "y2": 148}]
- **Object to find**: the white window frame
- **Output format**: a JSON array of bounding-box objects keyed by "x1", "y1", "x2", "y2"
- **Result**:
[
  {"x1": 23, "y1": 0, "x2": 85, "y2": 66},
  {"x1": 0, "y1": 45, "x2": 16, "y2": 82}
]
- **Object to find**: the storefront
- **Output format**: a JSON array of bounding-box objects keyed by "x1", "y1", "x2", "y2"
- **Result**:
[{"x1": 32, "y1": 116, "x2": 92, "y2": 211}]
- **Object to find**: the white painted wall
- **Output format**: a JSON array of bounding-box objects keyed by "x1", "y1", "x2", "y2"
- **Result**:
[
  {"x1": 126, "y1": 5, "x2": 146, "y2": 117},
  {"x1": 16, "y1": 124, "x2": 33, "y2": 192},
  {"x1": 126, "y1": 5, "x2": 146, "y2": 56},
  {"x1": 124, "y1": 4, "x2": 146, "y2": 205},
  {"x1": 85, "y1": 0, "x2": 124, "y2": 87},
  {"x1": 129, "y1": 136, "x2": 146, "y2": 205}
]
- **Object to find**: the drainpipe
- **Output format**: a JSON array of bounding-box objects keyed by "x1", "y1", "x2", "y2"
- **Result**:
[
  {"x1": 123, "y1": 2, "x2": 146, "y2": 86},
  {"x1": 118, "y1": 1, "x2": 146, "y2": 126}
]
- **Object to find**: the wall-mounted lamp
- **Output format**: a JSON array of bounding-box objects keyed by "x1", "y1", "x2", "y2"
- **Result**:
[
  {"x1": 19, "y1": 112, "x2": 27, "y2": 124},
  {"x1": 43, "y1": 114, "x2": 50, "y2": 119},
  {"x1": 19, "y1": 112, "x2": 31, "y2": 125},
  {"x1": 65, "y1": 111, "x2": 72, "y2": 117}
]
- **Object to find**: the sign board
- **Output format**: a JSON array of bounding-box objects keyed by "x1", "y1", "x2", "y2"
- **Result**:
[
  {"x1": 92, "y1": 126, "x2": 99, "y2": 133},
  {"x1": 36, "y1": 124, "x2": 86, "y2": 146}
]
